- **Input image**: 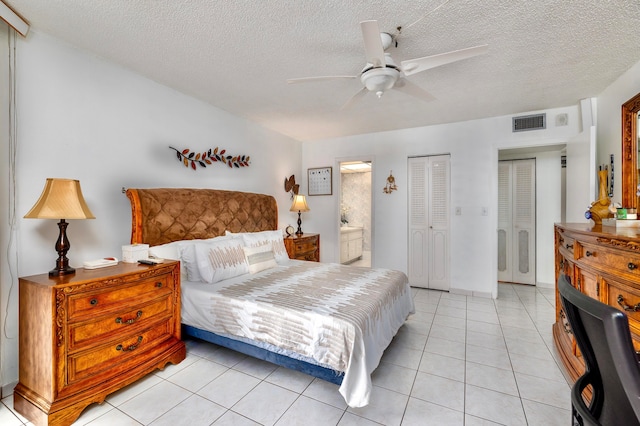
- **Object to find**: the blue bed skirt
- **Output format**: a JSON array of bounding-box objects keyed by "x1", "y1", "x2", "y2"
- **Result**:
[{"x1": 181, "y1": 324, "x2": 344, "y2": 385}]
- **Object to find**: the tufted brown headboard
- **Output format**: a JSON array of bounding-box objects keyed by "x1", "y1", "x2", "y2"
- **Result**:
[{"x1": 126, "y1": 188, "x2": 278, "y2": 246}]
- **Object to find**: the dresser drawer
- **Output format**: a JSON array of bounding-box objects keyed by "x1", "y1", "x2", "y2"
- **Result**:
[
  {"x1": 605, "y1": 280, "x2": 640, "y2": 335},
  {"x1": 293, "y1": 238, "x2": 317, "y2": 254},
  {"x1": 558, "y1": 234, "x2": 575, "y2": 259},
  {"x1": 578, "y1": 242, "x2": 640, "y2": 280},
  {"x1": 67, "y1": 274, "x2": 172, "y2": 320},
  {"x1": 68, "y1": 295, "x2": 173, "y2": 352},
  {"x1": 67, "y1": 319, "x2": 174, "y2": 384},
  {"x1": 294, "y1": 251, "x2": 318, "y2": 261}
]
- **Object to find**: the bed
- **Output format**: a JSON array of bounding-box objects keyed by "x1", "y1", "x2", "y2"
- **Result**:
[{"x1": 126, "y1": 188, "x2": 414, "y2": 407}]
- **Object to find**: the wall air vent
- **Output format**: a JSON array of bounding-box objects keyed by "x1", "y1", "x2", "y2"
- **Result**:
[{"x1": 512, "y1": 113, "x2": 546, "y2": 132}]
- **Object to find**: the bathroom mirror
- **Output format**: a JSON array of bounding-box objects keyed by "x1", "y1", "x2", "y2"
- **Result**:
[{"x1": 621, "y1": 92, "x2": 640, "y2": 209}]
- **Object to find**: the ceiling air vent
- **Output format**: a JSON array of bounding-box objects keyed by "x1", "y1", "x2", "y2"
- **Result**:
[{"x1": 512, "y1": 113, "x2": 546, "y2": 132}]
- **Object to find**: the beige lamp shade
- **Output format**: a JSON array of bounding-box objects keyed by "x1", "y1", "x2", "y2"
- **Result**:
[
  {"x1": 290, "y1": 194, "x2": 310, "y2": 212},
  {"x1": 24, "y1": 178, "x2": 95, "y2": 220}
]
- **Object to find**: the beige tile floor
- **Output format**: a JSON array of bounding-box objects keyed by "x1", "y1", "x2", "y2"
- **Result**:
[{"x1": 1, "y1": 283, "x2": 571, "y2": 425}]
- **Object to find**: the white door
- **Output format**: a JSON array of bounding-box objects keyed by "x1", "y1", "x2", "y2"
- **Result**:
[
  {"x1": 408, "y1": 155, "x2": 450, "y2": 290},
  {"x1": 497, "y1": 159, "x2": 536, "y2": 285}
]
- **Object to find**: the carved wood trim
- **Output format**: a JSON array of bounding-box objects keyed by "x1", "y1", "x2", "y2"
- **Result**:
[
  {"x1": 596, "y1": 237, "x2": 640, "y2": 252},
  {"x1": 621, "y1": 92, "x2": 640, "y2": 208}
]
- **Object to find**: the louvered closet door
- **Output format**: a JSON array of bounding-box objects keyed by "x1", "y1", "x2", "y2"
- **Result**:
[
  {"x1": 497, "y1": 162, "x2": 513, "y2": 282},
  {"x1": 497, "y1": 159, "x2": 536, "y2": 285},
  {"x1": 408, "y1": 155, "x2": 450, "y2": 290}
]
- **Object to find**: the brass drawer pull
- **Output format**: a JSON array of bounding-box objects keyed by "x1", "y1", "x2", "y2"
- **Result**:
[
  {"x1": 115, "y1": 310, "x2": 143, "y2": 325},
  {"x1": 116, "y1": 336, "x2": 143, "y2": 352},
  {"x1": 90, "y1": 298, "x2": 98, "y2": 306},
  {"x1": 617, "y1": 295, "x2": 640, "y2": 312},
  {"x1": 585, "y1": 251, "x2": 594, "y2": 257},
  {"x1": 155, "y1": 282, "x2": 163, "y2": 288},
  {"x1": 629, "y1": 262, "x2": 638, "y2": 271},
  {"x1": 566, "y1": 244, "x2": 573, "y2": 250}
]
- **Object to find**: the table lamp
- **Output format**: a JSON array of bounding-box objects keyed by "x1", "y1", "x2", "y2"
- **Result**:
[
  {"x1": 290, "y1": 194, "x2": 310, "y2": 236},
  {"x1": 24, "y1": 178, "x2": 95, "y2": 276}
]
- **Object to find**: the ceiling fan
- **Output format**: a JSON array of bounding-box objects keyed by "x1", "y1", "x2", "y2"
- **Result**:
[{"x1": 287, "y1": 20, "x2": 488, "y2": 109}]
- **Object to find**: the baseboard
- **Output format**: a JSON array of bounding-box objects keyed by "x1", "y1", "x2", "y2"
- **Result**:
[
  {"x1": 1, "y1": 381, "x2": 17, "y2": 399},
  {"x1": 471, "y1": 290, "x2": 493, "y2": 299}
]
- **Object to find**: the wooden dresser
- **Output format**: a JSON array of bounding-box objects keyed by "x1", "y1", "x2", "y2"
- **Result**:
[
  {"x1": 284, "y1": 233, "x2": 320, "y2": 261},
  {"x1": 14, "y1": 261, "x2": 186, "y2": 426},
  {"x1": 554, "y1": 223, "x2": 640, "y2": 382}
]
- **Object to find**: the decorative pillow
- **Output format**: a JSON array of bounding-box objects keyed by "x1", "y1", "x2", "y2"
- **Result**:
[
  {"x1": 243, "y1": 245, "x2": 278, "y2": 274},
  {"x1": 174, "y1": 235, "x2": 242, "y2": 282},
  {"x1": 227, "y1": 230, "x2": 289, "y2": 263},
  {"x1": 196, "y1": 238, "x2": 249, "y2": 283}
]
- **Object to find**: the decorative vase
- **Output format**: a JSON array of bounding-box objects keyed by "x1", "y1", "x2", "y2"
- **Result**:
[{"x1": 588, "y1": 170, "x2": 611, "y2": 225}]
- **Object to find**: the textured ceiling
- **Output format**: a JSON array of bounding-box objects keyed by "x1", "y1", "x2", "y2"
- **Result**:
[{"x1": 6, "y1": 0, "x2": 640, "y2": 141}]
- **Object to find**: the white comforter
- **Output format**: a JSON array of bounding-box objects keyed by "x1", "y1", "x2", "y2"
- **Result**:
[{"x1": 181, "y1": 260, "x2": 414, "y2": 407}]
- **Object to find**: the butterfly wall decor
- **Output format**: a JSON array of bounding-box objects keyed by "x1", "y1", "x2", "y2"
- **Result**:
[{"x1": 284, "y1": 175, "x2": 300, "y2": 199}]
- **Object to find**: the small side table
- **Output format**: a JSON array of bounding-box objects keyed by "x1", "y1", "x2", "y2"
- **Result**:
[{"x1": 284, "y1": 233, "x2": 320, "y2": 261}]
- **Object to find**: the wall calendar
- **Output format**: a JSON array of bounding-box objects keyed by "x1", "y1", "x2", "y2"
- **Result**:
[{"x1": 308, "y1": 167, "x2": 332, "y2": 196}]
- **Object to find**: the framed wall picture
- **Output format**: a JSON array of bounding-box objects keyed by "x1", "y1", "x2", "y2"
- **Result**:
[{"x1": 308, "y1": 167, "x2": 333, "y2": 196}]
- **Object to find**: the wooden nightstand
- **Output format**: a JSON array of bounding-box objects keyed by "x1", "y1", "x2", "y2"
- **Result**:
[
  {"x1": 284, "y1": 233, "x2": 320, "y2": 261},
  {"x1": 14, "y1": 261, "x2": 186, "y2": 426}
]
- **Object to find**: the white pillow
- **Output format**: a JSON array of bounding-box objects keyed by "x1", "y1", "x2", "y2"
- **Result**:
[
  {"x1": 196, "y1": 238, "x2": 249, "y2": 283},
  {"x1": 148, "y1": 241, "x2": 181, "y2": 261},
  {"x1": 227, "y1": 230, "x2": 289, "y2": 263},
  {"x1": 150, "y1": 240, "x2": 192, "y2": 281},
  {"x1": 243, "y1": 245, "x2": 278, "y2": 274},
  {"x1": 177, "y1": 242, "x2": 202, "y2": 282}
]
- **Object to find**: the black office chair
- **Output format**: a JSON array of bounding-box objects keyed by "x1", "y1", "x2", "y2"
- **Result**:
[{"x1": 558, "y1": 274, "x2": 640, "y2": 425}]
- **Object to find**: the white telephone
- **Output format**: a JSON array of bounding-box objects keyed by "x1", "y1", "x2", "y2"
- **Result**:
[{"x1": 83, "y1": 257, "x2": 118, "y2": 269}]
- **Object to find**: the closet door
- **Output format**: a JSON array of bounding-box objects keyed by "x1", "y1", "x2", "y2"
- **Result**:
[
  {"x1": 498, "y1": 159, "x2": 536, "y2": 285},
  {"x1": 408, "y1": 155, "x2": 450, "y2": 290},
  {"x1": 497, "y1": 162, "x2": 513, "y2": 282}
]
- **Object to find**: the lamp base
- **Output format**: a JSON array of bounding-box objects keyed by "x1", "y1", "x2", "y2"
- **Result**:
[
  {"x1": 49, "y1": 265, "x2": 76, "y2": 277},
  {"x1": 50, "y1": 219, "x2": 76, "y2": 276},
  {"x1": 296, "y1": 211, "x2": 304, "y2": 235}
]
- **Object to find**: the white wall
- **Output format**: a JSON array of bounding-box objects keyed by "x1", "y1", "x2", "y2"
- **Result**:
[
  {"x1": 0, "y1": 31, "x2": 301, "y2": 391},
  {"x1": 302, "y1": 107, "x2": 583, "y2": 298},
  {"x1": 0, "y1": 22, "x2": 13, "y2": 397}
]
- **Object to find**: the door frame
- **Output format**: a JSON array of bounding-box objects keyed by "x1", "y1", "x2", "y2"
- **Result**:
[
  {"x1": 335, "y1": 155, "x2": 375, "y2": 267},
  {"x1": 497, "y1": 158, "x2": 537, "y2": 285}
]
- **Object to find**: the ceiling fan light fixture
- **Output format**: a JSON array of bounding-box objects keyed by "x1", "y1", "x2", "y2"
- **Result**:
[{"x1": 361, "y1": 68, "x2": 398, "y2": 97}]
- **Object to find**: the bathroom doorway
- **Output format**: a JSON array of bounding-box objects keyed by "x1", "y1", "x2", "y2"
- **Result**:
[{"x1": 339, "y1": 160, "x2": 372, "y2": 267}]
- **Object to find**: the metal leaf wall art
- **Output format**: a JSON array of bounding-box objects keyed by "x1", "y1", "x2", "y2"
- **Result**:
[{"x1": 169, "y1": 146, "x2": 251, "y2": 170}]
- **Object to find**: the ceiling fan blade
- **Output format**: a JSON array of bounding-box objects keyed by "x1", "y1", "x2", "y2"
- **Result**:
[
  {"x1": 287, "y1": 75, "x2": 358, "y2": 84},
  {"x1": 393, "y1": 79, "x2": 437, "y2": 103},
  {"x1": 401, "y1": 44, "x2": 488, "y2": 76},
  {"x1": 360, "y1": 20, "x2": 386, "y2": 68},
  {"x1": 341, "y1": 87, "x2": 368, "y2": 110}
]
